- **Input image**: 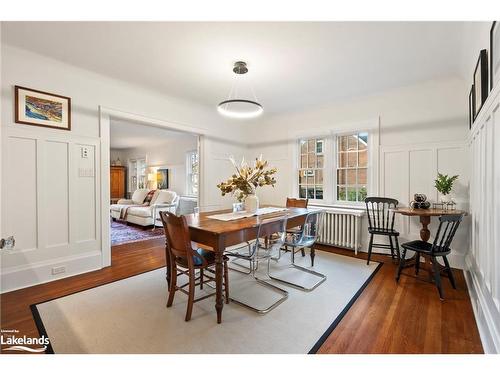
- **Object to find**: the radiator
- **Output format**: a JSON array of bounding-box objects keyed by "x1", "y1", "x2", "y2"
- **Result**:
[{"x1": 317, "y1": 209, "x2": 363, "y2": 254}]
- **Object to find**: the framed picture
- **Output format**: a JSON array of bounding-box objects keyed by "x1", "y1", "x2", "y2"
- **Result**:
[
  {"x1": 15, "y1": 86, "x2": 71, "y2": 130},
  {"x1": 473, "y1": 49, "x2": 489, "y2": 120},
  {"x1": 491, "y1": 21, "x2": 500, "y2": 91},
  {"x1": 156, "y1": 168, "x2": 169, "y2": 189},
  {"x1": 469, "y1": 85, "x2": 475, "y2": 129}
]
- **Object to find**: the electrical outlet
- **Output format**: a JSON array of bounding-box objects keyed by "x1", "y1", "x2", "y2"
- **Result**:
[
  {"x1": 52, "y1": 266, "x2": 66, "y2": 275},
  {"x1": 81, "y1": 147, "x2": 89, "y2": 158}
]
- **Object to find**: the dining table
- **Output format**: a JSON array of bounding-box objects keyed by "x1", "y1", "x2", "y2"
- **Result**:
[{"x1": 181, "y1": 206, "x2": 319, "y2": 323}]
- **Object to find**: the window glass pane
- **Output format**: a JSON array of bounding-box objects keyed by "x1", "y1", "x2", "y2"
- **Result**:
[
  {"x1": 300, "y1": 140, "x2": 308, "y2": 154},
  {"x1": 358, "y1": 150, "x2": 367, "y2": 167},
  {"x1": 338, "y1": 152, "x2": 347, "y2": 168},
  {"x1": 347, "y1": 152, "x2": 357, "y2": 167},
  {"x1": 358, "y1": 186, "x2": 367, "y2": 201},
  {"x1": 338, "y1": 136, "x2": 348, "y2": 152},
  {"x1": 307, "y1": 173, "x2": 314, "y2": 185},
  {"x1": 308, "y1": 139, "x2": 315, "y2": 151},
  {"x1": 316, "y1": 140, "x2": 323, "y2": 154},
  {"x1": 307, "y1": 187, "x2": 315, "y2": 199},
  {"x1": 357, "y1": 168, "x2": 367, "y2": 184},
  {"x1": 301, "y1": 155, "x2": 307, "y2": 168},
  {"x1": 358, "y1": 133, "x2": 368, "y2": 150},
  {"x1": 346, "y1": 169, "x2": 356, "y2": 184},
  {"x1": 337, "y1": 169, "x2": 346, "y2": 184},
  {"x1": 348, "y1": 135, "x2": 358, "y2": 151},
  {"x1": 315, "y1": 186, "x2": 323, "y2": 199},
  {"x1": 299, "y1": 186, "x2": 307, "y2": 199},
  {"x1": 317, "y1": 154, "x2": 324, "y2": 168},
  {"x1": 337, "y1": 186, "x2": 346, "y2": 200},
  {"x1": 315, "y1": 170, "x2": 323, "y2": 184},
  {"x1": 308, "y1": 153, "x2": 316, "y2": 168},
  {"x1": 299, "y1": 170, "x2": 306, "y2": 184},
  {"x1": 346, "y1": 187, "x2": 357, "y2": 201}
]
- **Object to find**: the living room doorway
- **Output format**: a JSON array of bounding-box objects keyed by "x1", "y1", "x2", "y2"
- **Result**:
[{"x1": 103, "y1": 111, "x2": 201, "y2": 254}]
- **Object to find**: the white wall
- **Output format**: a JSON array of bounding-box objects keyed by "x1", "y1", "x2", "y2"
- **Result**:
[
  {"x1": 0, "y1": 44, "x2": 247, "y2": 292},
  {"x1": 244, "y1": 77, "x2": 470, "y2": 268},
  {"x1": 112, "y1": 135, "x2": 198, "y2": 196}
]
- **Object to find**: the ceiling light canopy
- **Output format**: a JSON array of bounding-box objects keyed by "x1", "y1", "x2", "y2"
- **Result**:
[{"x1": 217, "y1": 61, "x2": 263, "y2": 119}]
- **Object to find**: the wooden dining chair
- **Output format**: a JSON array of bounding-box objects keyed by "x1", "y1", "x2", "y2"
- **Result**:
[
  {"x1": 396, "y1": 214, "x2": 463, "y2": 300},
  {"x1": 365, "y1": 197, "x2": 401, "y2": 265},
  {"x1": 160, "y1": 211, "x2": 229, "y2": 322},
  {"x1": 285, "y1": 197, "x2": 309, "y2": 258}
]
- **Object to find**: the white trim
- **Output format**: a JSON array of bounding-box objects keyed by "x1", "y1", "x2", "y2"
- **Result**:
[{"x1": 1, "y1": 251, "x2": 102, "y2": 293}]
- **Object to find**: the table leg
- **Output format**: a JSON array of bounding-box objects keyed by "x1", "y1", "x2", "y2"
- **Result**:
[
  {"x1": 419, "y1": 215, "x2": 431, "y2": 242},
  {"x1": 214, "y1": 235, "x2": 225, "y2": 324}
]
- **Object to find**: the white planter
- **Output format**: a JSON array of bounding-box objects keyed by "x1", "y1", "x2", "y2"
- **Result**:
[
  {"x1": 244, "y1": 194, "x2": 259, "y2": 213},
  {"x1": 440, "y1": 193, "x2": 451, "y2": 204}
]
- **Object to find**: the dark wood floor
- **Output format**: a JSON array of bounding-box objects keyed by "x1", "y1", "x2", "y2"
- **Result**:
[{"x1": 0, "y1": 239, "x2": 483, "y2": 354}]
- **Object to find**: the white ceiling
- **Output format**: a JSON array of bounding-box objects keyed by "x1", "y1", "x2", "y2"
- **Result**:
[
  {"x1": 2, "y1": 22, "x2": 466, "y2": 115},
  {"x1": 110, "y1": 118, "x2": 197, "y2": 149}
]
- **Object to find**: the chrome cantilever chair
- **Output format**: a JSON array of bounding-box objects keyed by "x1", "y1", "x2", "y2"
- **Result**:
[
  {"x1": 225, "y1": 216, "x2": 289, "y2": 314},
  {"x1": 396, "y1": 214, "x2": 463, "y2": 300},
  {"x1": 365, "y1": 197, "x2": 401, "y2": 265},
  {"x1": 269, "y1": 211, "x2": 326, "y2": 291}
]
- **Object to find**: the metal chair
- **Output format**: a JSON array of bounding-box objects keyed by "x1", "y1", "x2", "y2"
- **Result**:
[
  {"x1": 396, "y1": 214, "x2": 463, "y2": 300},
  {"x1": 365, "y1": 197, "x2": 401, "y2": 265},
  {"x1": 225, "y1": 216, "x2": 289, "y2": 314},
  {"x1": 269, "y1": 211, "x2": 327, "y2": 291},
  {"x1": 160, "y1": 211, "x2": 230, "y2": 322}
]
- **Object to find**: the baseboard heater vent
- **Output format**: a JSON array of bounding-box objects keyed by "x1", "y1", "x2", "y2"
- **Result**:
[{"x1": 316, "y1": 208, "x2": 364, "y2": 254}]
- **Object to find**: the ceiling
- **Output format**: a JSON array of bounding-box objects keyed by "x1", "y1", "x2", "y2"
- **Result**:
[
  {"x1": 110, "y1": 118, "x2": 197, "y2": 149},
  {"x1": 2, "y1": 22, "x2": 466, "y2": 116}
]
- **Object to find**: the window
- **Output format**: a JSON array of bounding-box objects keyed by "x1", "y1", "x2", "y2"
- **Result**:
[
  {"x1": 186, "y1": 150, "x2": 199, "y2": 196},
  {"x1": 298, "y1": 138, "x2": 324, "y2": 200},
  {"x1": 128, "y1": 157, "x2": 147, "y2": 192},
  {"x1": 336, "y1": 132, "x2": 368, "y2": 202},
  {"x1": 297, "y1": 132, "x2": 369, "y2": 204}
]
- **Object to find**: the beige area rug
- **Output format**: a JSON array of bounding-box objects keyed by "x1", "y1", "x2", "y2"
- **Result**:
[{"x1": 33, "y1": 251, "x2": 381, "y2": 354}]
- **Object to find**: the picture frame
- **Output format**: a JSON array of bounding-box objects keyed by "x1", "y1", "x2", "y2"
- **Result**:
[
  {"x1": 469, "y1": 85, "x2": 475, "y2": 129},
  {"x1": 156, "y1": 168, "x2": 169, "y2": 189},
  {"x1": 473, "y1": 49, "x2": 489, "y2": 120},
  {"x1": 15, "y1": 86, "x2": 71, "y2": 131},
  {"x1": 490, "y1": 21, "x2": 500, "y2": 91}
]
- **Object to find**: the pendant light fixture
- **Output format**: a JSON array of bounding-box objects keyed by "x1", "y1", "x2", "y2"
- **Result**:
[{"x1": 217, "y1": 61, "x2": 263, "y2": 119}]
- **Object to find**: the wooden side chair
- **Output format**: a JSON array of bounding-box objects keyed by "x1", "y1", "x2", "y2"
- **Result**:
[
  {"x1": 285, "y1": 197, "x2": 309, "y2": 258},
  {"x1": 396, "y1": 214, "x2": 463, "y2": 300},
  {"x1": 365, "y1": 197, "x2": 401, "y2": 265},
  {"x1": 160, "y1": 211, "x2": 229, "y2": 322}
]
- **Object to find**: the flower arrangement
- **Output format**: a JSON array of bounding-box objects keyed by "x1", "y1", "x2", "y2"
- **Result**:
[
  {"x1": 434, "y1": 173, "x2": 459, "y2": 196},
  {"x1": 217, "y1": 155, "x2": 277, "y2": 202}
]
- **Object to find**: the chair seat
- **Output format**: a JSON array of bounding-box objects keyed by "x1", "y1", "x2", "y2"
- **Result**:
[
  {"x1": 368, "y1": 227, "x2": 399, "y2": 236},
  {"x1": 175, "y1": 248, "x2": 228, "y2": 268},
  {"x1": 401, "y1": 240, "x2": 451, "y2": 255}
]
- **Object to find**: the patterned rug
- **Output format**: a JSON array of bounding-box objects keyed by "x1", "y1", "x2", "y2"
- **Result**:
[{"x1": 111, "y1": 220, "x2": 164, "y2": 246}]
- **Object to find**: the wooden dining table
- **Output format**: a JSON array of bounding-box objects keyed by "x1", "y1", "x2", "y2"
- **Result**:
[{"x1": 182, "y1": 206, "x2": 318, "y2": 323}]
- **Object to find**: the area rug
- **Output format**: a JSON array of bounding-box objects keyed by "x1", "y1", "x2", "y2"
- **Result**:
[
  {"x1": 32, "y1": 252, "x2": 381, "y2": 354},
  {"x1": 110, "y1": 220, "x2": 164, "y2": 246}
]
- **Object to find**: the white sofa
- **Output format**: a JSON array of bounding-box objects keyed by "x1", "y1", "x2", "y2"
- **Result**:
[{"x1": 110, "y1": 189, "x2": 179, "y2": 227}]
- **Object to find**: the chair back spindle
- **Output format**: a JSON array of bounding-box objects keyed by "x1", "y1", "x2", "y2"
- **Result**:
[
  {"x1": 365, "y1": 197, "x2": 398, "y2": 232},
  {"x1": 431, "y1": 214, "x2": 463, "y2": 255}
]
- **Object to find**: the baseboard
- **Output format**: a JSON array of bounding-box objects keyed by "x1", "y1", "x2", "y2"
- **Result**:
[
  {"x1": 1, "y1": 251, "x2": 102, "y2": 293},
  {"x1": 464, "y1": 255, "x2": 500, "y2": 354}
]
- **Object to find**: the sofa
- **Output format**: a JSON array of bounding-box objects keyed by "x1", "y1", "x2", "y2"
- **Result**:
[{"x1": 110, "y1": 189, "x2": 179, "y2": 227}]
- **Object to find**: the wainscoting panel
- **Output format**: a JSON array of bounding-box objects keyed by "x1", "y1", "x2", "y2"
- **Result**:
[
  {"x1": 379, "y1": 141, "x2": 469, "y2": 268},
  {"x1": 1, "y1": 128, "x2": 101, "y2": 292},
  {"x1": 466, "y1": 83, "x2": 500, "y2": 353}
]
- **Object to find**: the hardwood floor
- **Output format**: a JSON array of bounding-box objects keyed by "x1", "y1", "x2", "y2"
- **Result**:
[{"x1": 0, "y1": 240, "x2": 483, "y2": 354}]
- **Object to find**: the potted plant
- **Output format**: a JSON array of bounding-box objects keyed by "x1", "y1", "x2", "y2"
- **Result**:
[
  {"x1": 217, "y1": 155, "x2": 277, "y2": 213},
  {"x1": 434, "y1": 173, "x2": 459, "y2": 203}
]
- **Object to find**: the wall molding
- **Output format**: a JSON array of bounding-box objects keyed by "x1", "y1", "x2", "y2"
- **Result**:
[{"x1": 1, "y1": 250, "x2": 102, "y2": 293}]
